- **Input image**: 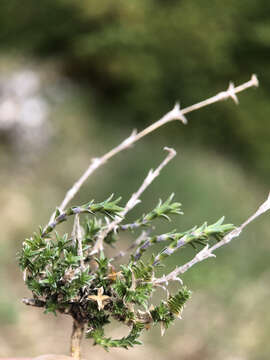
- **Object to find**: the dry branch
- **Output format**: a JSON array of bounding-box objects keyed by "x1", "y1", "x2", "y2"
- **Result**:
[
  {"x1": 49, "y1": 75, "x2": 258, "y2": 225},
  {"x1": 91, "y1": 147, "x2": 176, "y2": 254},
  {"x1": 154, "y1": 192, "x2": 270, "y2": 285},
  {"x1": 72, "y1": 214, "x2": 84, "y2": 269}
]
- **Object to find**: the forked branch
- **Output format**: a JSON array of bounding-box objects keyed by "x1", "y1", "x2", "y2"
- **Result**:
[{"x1": 49, "y1": 75, "x2": 258, "y2": 224}]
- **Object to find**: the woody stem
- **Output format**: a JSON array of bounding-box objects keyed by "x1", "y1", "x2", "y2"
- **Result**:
[{"x1": 70, "y1": 318, "x2": 85, "y2": 360}]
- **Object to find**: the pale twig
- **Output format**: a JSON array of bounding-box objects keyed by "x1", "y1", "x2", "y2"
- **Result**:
[
  {"x1": 123, "y1": 147, "x2": 176, "y2": 215},
  {"x1": 91, "y1": 147, "x2": 177, "y2": 254},
  {"x1": 72, "y1": 214, "x2": 84, "y2": 269},
  {"x1": 211, "y1": 192, "x2": 270, "y2": 251},
  {"x1": 154, "y1": 192, "x2": 270, "y2": 285},
  {"x1": 49, "y1": 75, "x2": 258, "y2": 224},
  {"x1": 112, "y1": 230, "x2": 150, "y2": 261}
]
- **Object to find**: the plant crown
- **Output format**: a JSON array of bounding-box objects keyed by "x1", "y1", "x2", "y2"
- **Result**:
[{"x1": 19, "y1": 194, "x2": 234, "y2": 350}]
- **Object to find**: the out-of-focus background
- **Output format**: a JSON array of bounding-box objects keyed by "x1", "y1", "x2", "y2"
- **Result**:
[{"x1": 0, "y1": 1, "x2": 269, "y2": 359}]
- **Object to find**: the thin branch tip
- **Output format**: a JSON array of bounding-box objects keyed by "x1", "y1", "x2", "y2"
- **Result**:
[
  {"x1": 48, "y1": 74, "x2": 257, "y2": 221},
  {"x1": 260, "y1": 193, "x2": 270, "y2": 212},
  {"x1": 164, "y1": 146, "x2": 177, "y2": 156},
  {"x1": 251, "y1": 74, "x2": 259, "y2": 87}
]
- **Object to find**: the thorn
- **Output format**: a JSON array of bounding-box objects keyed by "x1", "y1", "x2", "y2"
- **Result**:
[
  {"x1": 125, "y1": 196, "x2": 141, "y2": 210},
  {"x1": 224, "y1": 227, "x2": 242, "y2": 244},
  {"x1": 227, "y1": 82, "x2": 239, "y2": 104},
  {"x1": 173, "y1": 102, "x2": 188, "y2": 124},
  {"x1": 173, "y1": 275, "x2": 183, "y2": 285},
  {"x1": 174, "y1": 102, "x2": 180, "y2": 111},
  {"x1": 122, "y1": 129, "x2": 138, "y2": 147},
  {"x1": 196, "y1": 244, "x2": 215, "y2": 261}
]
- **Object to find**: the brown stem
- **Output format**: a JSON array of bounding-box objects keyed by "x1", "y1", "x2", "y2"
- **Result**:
[{"x1": 70, "y1": 318, "x2": 85, "y2": 360}]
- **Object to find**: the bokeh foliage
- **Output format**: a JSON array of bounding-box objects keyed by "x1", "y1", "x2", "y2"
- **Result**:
[{"x1": 0, "y1": 0, "x2": 269, "y2": 180}]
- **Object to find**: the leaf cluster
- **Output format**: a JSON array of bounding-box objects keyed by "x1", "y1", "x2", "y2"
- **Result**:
[
  {"x1": 120, "y1": 194, "x2": 182, "y2": 231},
  {"x1": 19, "y1": 194, "x2": 234, "y2": 350}
]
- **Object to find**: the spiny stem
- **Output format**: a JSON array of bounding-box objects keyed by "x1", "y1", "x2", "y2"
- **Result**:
[
  {"x1": 48, "y1": 75, "x2": 258, "y2": 224},
  {"x1": 42, "y1": 197, "x2": 123, "y2": 237},
  {"x1": 72, "y1": 214, "x2": 85, "y2": 269},
  {"x1": 112, "y1": 230, "x2": 150, "y2": 261},
  {"x1": 91, "y1": 147, "x2": 176, "y2": 254},
  {"x1": 154, "y1": 192, "x2": 270, "y2": 285}
]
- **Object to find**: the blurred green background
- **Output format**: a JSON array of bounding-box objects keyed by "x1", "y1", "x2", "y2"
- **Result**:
[{"x1": 0, "y1": 1, "x2": 269, "y2": 359}]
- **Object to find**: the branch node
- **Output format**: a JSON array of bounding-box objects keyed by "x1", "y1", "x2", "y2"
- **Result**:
[
  {"x1": 46, "y1": 75, "x2": 257, "y2": 220},
  {"x1": 122, "y1": 129, "x2": 138, "y2": 147},
  {"x1": 92, "y1": 157, "x2": 102, "y2": 167},
  {"x1": 173, "y1": 102, "x2": 188, "y2": 124},
  {"x1": 195, "y1": 244, "x2": 215, "y2": 261},
  {"x1": 227, "y1": 82, "x2": 239, "y2": 104}
]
